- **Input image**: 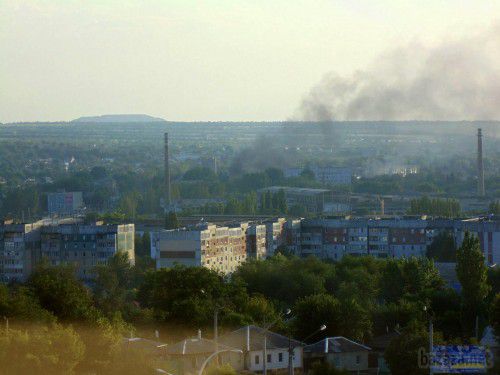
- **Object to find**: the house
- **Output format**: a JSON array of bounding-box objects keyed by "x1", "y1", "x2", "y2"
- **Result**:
[
  {"x1": 368, "y1": 330, "x2": 401, "y2": 374},
  {"x1": 165, "y1": 332, "x2": 243, "y2": 374},
  {"x1": 303, "y1": 337, "x2": 371, "y2": 373},
  {"x1": 219, "y1": 325, "x2": 304, "y2": 373}
]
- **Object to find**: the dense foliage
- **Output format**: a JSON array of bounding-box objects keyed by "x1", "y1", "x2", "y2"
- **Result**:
[{"x1": 0, "y1": 237, "x2": 498, "y2": 374}]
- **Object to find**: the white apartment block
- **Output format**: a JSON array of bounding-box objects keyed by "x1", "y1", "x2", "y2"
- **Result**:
[{"x1": 154, "y1": 223, "x2": 248, "y2": 274}]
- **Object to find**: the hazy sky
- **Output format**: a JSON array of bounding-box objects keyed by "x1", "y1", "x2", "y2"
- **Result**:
[{"x1": 1, "y1": 0, "x2": 500, "y2": 122}]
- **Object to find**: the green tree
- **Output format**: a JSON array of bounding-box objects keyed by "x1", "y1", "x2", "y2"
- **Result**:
[
  {"x1": 93, "y1": 252, "x2": 134, "y2": 318},
  {"x1": 165, "y1": 211, "x2": 180, "y2": 229},
  {"x1": 427, "y1": 231, "x2": 456, "y2": 262},
  {"x1": 384, "y1": 322, "x2": 428, "y2": 375},
  {"x1": 309, "y1": 361, "x2": 350, "y2": 375},
  {"x1": 137, "y1": 266, "x2": 248, "y2": 328},
  {"x1": 490, "y1": 293, "x2": 500, "y2": 339},
  {"x1": 489, "y1": 200, "x2": 500, "y2": 215},
  {"x1": 0, "y1": 324, "x2": 85, "y2": 375},
  {"x1": 456, "y1": 232, "x2": 491, "y2": 337},
  {"x1": 119, "y1": 191, "x2": 141, "y2": 219},
  {"x1": 28, "y1": 264, "x2": 98, "y2": 322},
  {"x1": 293, "y1": 294, "x2": 340, "y2": 342}
]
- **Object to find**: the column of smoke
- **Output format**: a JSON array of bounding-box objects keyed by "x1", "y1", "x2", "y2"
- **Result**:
[{"x1": 295, "y1": 23, "x2": 500, "y2": 124}]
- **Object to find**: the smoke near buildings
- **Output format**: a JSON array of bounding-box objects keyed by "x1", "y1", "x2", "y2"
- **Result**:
[{"x1": 296, "y1": 22, "x2": 500, "y2": 122}]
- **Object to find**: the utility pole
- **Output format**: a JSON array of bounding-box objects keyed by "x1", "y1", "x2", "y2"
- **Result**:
[
  {"x1": 214, "y1": 307, "x2": 219, "y2": 365},
  {"x1": 288, "y1": 335, "x2": 294, "y2": 375},
  {"x1": 475, "y1": 315, "x2": 479, "y2": 341},
  {"x1": 263, "y1": 334, "x2": 267, "y2": 375},
  {"x1": 429, "y1": 317, "x2": 434, "y2": 375}
]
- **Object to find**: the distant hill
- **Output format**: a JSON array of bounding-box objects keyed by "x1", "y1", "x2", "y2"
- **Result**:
[{"x1": 71, "y1": 114, "x2": 166, "y2": 123}]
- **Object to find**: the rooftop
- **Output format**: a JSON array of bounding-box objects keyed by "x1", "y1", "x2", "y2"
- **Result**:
[{"x1": 304, "y1": 337, "x2": 371, "y2": 354}]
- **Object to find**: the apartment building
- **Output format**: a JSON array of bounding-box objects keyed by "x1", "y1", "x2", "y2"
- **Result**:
[
  {"x1": 154, "y1": 223, "x2": 248, "y2": 274},
  {"x1": 0, "y1": 220, "x2": 44, "y2": 282},
  {"x1": 296, "y1": 217, "x2": 499, "y2": 265},
  {"x1": 246, "y1": 223, "x2": 267, "y2": 260},
  {"x1": 40, "y1": 223, "x2": 135, "y2": 280},
  {"x1": 264, "y1": 218, "x2": 286, "y2": 257},
  {"x1": 152, "y1": 216, "x2": 500, "y2": 274},
  {"x1": 0, "y1": 219, "x2": 135, "y2": 282}
]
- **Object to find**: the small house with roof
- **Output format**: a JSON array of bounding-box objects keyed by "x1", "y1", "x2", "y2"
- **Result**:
[
  {"x1": 219, "y1": 325, "x2": 304, "y2": 373},
  {"x1": 303, "y1": 336, "x2": 371, "y2": 373}
]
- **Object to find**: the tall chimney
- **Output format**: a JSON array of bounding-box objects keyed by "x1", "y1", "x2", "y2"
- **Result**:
[
  {"x1": 213, "y1": 156, "x2": 218, "y2": 175},
  {"x1": 164, "y1": 133, "x2": 171, "y2": 205},
  {"x1": 477, "y1": 128, "x2": 485, "y2": 197}
]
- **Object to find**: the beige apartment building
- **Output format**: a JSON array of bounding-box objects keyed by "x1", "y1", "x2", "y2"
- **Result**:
[{"x1": 154, "y1": 223, "x2": 248, "y2": 274}]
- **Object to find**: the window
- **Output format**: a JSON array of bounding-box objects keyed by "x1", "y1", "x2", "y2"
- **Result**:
[
  {"x1": 254, "y1": 355, "x2": 260, "y2": 365},
  {"x1": 278, "y1": 352, "x2": 283, "y2": 362},
  {"x1": 267, "y1": 354, "x2": 272, "y2": 363},
  {"x1": 356, "y1": 355, "x2": 360, "y2": 365}
]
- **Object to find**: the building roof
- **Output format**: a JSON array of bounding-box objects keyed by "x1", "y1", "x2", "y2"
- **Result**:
[
  {"x1": 257, "y1": 186, "x2": 331, "y2": 195},
  {"x1": 304, "y1": 337, "x2": 371, "y2": 354},
  {"x1": 219, "y1": 325, "x2": 303, "y2": 351},
  {"x1": 166, "y1": 337, "x2": 237, "y2": 356}
]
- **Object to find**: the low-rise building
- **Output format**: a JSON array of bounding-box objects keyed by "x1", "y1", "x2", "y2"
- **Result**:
[
  {"x1": 219, "y1": 325, "x2": 303, "y2": 373},
  {"x1": 303, "y1": 337, "x2": 371, "y2": 373}
]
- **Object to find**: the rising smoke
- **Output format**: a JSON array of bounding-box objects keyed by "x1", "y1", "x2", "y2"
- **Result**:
[{"x1": 296, "y1": 23, "x2": 500, "y2": 121}]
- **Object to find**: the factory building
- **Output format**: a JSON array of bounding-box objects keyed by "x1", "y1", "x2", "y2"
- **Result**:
[{"x1": 0, "y1": 219, "x2": 135, "y2": 282}]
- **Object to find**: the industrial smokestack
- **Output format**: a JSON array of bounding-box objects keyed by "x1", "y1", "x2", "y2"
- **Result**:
[
  {"x1": 477, "y1": 128, "x2": 485, "y2": 197},
  {"x1": 164, "y1": 132, "x2": 171, "y2": 205},
  {"x1": 213, "y1": 156, "x2": 218, "y2": 175}
]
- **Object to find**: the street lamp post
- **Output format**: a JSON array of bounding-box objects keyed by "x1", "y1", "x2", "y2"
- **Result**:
[
  {"x1": 198, "y1": 349, "x2": 243, "y2": 375},
  {"x1": 263, "y1": 309, "x2": 291, "y2": 375},
  {"x1": 288, "y1": 324, "x2": 327, "y2": 375},
  {"x1": 424, "y1": 306, "x2": 433, "y2": 375}
]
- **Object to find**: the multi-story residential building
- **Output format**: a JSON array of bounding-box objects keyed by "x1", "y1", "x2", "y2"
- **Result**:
[
  {"x1": 40, "y1": 222, "x2": 135, "y2": 280},
  {"x1": 284, "y1": 219, "x2": 302, "y2": 255},
  {"x1": 387, "y1": 219, "x2": 427, "y2": 258},
  {"x1": 246, "y1": 224, "x2": 267, "y2": 260},
  {"x1": 154, "y1": 223, "x2": 248, "y2": 274},
  {"x1": 0, "y1": 219, "x2": 134, "y2": 282},
  {"x1": 0, "y1": 220, "x2": 44, "y2": 282},
  {"x1": 264, "y1": 218, "x2": 286, "y2": 257},
  {"x1": 152, "y1": 216, "x2": 500, "y2": 274},
  {"x1": 296, "y1": 216, "x2": 499, "y2": 265}
]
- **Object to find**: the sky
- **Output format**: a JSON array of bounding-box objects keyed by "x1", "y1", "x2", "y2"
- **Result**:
[{"x1": 1, "y1": 0, "x2": 500, "y2": 122}]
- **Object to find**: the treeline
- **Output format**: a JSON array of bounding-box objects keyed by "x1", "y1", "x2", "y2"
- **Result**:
[
  {"x1": 1, "y1": 233, "x2": 499, "y2": 374},
  {"x1": 408, "y1": 196, "x2": 461, "y2": 217}
]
